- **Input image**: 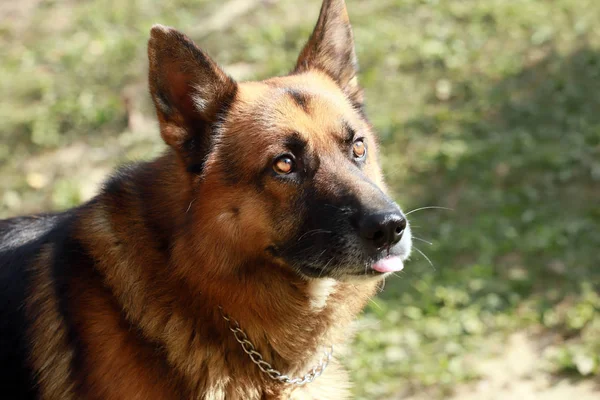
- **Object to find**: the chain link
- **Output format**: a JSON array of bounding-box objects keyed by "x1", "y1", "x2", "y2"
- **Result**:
[{"x1": 219, "y1": 306, "x2": 333, "y2": 386}]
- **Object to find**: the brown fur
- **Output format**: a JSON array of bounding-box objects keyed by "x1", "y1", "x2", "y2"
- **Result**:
[
  {"x1": 26, "y1": 245, "x2": 77, "y2": 400},
  {"x1": 0, "y1": 1, "x2": 412, "y2": 399}
]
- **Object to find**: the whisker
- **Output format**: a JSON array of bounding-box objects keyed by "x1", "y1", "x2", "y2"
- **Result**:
[
  {"x1": 311, "y1": 250, "x2": 327, "y2": 277},
  {"x1": 317, "y1": 267, "x2": 325, "y2": 279},
  {"x1": 317, "y1": 255, "x2": 335, "y2": 278},
  {"x1": 185, "y1": 199, "x2": 196, "y2": 214},
  {"x1": 323, "y1": 204, "x2": 349, "y2": 213},
  {"x1": 405, "y1": 206, "x2": 454, "y2": 216},
  {"x1": 414, "y1": 246, "x2": 435, "y2": 270},
  {"x1": 296, "y1": 229, "x2": 333, "y2": 242},
  {"x1": 369, "y1": 297, "x2": 383, "y2": 311},
  {"x1": 377, "y1": 276, "x2": 386, "y2": 292},
  {"x1": 413, "y1": 236, "x2": 433, "y2": 246},
  {"x1": 323, "y1": 256, "x2": 335, "y2": 269}
]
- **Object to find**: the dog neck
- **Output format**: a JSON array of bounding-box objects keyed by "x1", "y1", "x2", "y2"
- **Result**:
[{"x1": 171, "y1": 237, "x2": 378, "y2": 377}]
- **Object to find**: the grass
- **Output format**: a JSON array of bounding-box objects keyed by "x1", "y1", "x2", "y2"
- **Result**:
[{"x1": 1, "y1": 0, "x2": 600, "y2": 398}]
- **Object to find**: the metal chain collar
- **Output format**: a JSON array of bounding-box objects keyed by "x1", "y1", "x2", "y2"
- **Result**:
[{"x1": 218, "y1": 306, "x2": 334, "y2": 386}]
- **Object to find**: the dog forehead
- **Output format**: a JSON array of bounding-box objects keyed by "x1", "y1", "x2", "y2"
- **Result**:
[{"x1": 232, "y1": 73, "x2": 361, "y2": 145}]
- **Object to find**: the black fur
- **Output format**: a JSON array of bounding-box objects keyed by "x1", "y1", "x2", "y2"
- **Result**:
[
  {"x1": 285, "y1": 88, "x2": 311, "y2": 113},
  {"x1": 0, "y1": 213, "x2": 73, "y2": 399}
]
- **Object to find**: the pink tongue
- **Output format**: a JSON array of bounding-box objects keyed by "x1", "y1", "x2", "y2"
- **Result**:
[{"x1": 372, "y1": 256, "x2": 404, "y2": 273}]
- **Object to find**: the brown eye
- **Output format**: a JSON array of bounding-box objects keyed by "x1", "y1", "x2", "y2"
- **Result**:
[
  {"x1": 353, "y1": 139, "x2": 366, "y2": 159},
  {"x1": 274, "y1": 156, "x2": 295, "y2": 175}
]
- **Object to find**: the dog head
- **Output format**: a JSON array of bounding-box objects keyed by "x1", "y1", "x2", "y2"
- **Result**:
[{"x1": 148, "y1": 0, "x2": 411, "y2": 280}]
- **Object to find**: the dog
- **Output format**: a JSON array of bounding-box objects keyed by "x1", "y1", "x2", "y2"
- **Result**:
[{"x1": 0, "y1": 0, "x2": 412, "y2": 398}]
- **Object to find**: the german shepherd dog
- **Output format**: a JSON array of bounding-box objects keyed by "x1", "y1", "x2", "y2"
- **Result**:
[{"x1": 0, "y1": 0, "x2": 412, "y2": 398}]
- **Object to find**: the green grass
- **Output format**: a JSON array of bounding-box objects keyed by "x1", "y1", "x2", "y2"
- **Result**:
[{"x1": 1, "y1": 0, "x2": 600, "y2": 398}]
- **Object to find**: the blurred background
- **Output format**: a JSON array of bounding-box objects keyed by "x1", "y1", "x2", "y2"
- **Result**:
[{"x1": 1, "y1": 0, "x2": 599, "y2": 398}]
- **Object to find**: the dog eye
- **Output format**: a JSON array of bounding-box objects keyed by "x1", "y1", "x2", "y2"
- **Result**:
[
  {"x1": 353, "y1": 139, "x2": 367, "y2": 159},
  {"x1": 273, "y1": 156, "x2": 295, "y2": 175}
]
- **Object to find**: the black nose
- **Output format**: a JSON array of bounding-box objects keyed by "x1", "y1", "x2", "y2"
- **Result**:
[{"x1": 359, "y1": 211, "x2": 407, "y2": 250}]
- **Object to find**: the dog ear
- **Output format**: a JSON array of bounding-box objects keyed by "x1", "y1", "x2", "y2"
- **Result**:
[
  {"x1": 148, "y1": 25, "x2": 237, "y2": 173},
  {"x1": 295, "y1": 0, "x2": 363, "y2": 106}
]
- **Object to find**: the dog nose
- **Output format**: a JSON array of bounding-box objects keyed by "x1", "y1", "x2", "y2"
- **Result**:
[{"x1": 359, "y1": 211, "x2": 407, "y2": 250}]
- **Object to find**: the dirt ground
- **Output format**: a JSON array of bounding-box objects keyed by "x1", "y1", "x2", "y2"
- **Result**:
[{"x1": 406, "y1": 332, "x2": 599, "y2": 400}]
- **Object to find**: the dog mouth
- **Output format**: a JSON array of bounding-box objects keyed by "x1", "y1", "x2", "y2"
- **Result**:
[
  {"x1": 272, "y1": 223, "x2": 412, "y2": 280},
  {"x1": 292, "y1": 250, "x2": 408, "y2": 279}
]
